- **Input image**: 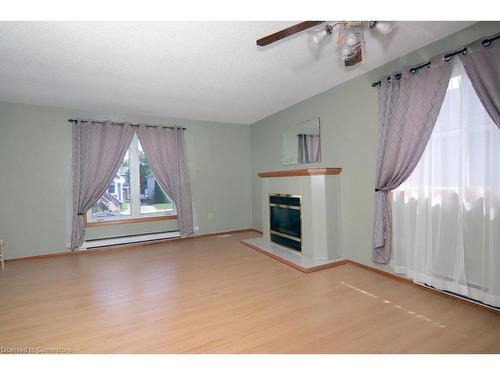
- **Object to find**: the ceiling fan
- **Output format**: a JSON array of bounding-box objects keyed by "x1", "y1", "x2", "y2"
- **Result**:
[{"x1": 256, "y1": 21, "x2": 393, "y2": 67}]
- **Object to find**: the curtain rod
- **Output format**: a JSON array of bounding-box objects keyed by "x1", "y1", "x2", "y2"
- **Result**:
[
  {"x1": 371, "y1": 34, "x2": 499, "y2": 88},
  {"x1": 68, "y1": 119, "x2": 186, "y2": 131}
]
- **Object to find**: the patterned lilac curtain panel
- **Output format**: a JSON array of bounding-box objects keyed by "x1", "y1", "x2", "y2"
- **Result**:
[
  {"x1": 71, "y1": 121, "x2": 135, "y2": 248},
  {"x1": 297, "y1": 134, "x2": 321, "y2": 163},
  {"x1": 136, "y1": 126, "x2": 194, "y2": 235},
  {"x1": 459, "y1": 33, "x2": 500, "y2": 129},
  {"x1": 373, "y1": 57, "x2": 453, "y2": 264}
]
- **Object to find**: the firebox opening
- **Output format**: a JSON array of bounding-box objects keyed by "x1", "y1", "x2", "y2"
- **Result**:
[{"x1": 269, "y1": 194, "x2": 302, "y2": 251}]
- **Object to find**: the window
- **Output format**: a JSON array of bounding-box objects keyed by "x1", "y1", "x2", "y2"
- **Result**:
[
  {"x1": 391, "y1": 60, "x2": 500, "y2": 307},
  {"x1": 396, "y1": 62, "x2": 500, "y2": 195},
  {"x1": 87, "y1": 134, "x2": 175, "y2": 223}
]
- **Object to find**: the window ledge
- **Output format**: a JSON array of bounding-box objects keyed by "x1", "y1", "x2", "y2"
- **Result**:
[{"x1": 84, "y1": 214, "x2": 177, "y2": 228}]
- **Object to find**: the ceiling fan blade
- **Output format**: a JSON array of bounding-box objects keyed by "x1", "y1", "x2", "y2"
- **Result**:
[{"x1": 256, "y1": 21, "x2": 325, "y2": 47}]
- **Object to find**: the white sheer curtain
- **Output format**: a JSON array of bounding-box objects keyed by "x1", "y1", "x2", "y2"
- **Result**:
[{"x1": 391, "y1": 60, "x2": 500, "y2": 307}]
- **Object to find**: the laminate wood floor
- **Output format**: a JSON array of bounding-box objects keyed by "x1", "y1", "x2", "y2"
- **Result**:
[{"x1": 0, "y1": 231, "x2": 499, "y2": 353}]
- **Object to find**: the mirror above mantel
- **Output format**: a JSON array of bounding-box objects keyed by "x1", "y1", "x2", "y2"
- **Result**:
[{"x1": 282, "y1": 118, "x2": 321, "y2": 166}]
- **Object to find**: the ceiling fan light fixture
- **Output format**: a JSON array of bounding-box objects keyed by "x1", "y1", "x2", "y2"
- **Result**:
[{"x1": 257, "y1": 20, "x2": 394, "y2": 69}]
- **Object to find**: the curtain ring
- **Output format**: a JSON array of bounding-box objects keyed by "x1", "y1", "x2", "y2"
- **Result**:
[
  {"x1": 443, "y1": 54, "x2": 453, "y2": 62},
  {"x1": 482, "y1": 39, "x2": 492, "y2": 47}
]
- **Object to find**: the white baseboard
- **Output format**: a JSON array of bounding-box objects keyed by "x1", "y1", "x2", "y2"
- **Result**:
[{"x1": 80, "y1": 231, "x2": 180, "y2": 249}]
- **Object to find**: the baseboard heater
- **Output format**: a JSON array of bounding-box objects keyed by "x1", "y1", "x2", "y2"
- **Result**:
[
  {"x1": 423, "y1": 283, "x2": 500, "y2": 311},
  {"x1": 80, "y1": 230, "x2": 180, "y2": 249}
]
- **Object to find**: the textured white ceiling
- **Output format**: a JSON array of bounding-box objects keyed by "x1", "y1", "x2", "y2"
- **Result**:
[{"x1": 0, "y1": 21, "x2": 475, "y2": 124}]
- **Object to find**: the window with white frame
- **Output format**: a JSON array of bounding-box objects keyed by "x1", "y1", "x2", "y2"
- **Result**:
[{"x1": 87, "y1": 134, "x2": 176, "y2": 223}]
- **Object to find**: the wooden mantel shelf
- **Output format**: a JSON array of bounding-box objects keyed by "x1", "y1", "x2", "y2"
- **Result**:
[{"x1": 258, "y1": 167, "x2": 342, "y2": 178}]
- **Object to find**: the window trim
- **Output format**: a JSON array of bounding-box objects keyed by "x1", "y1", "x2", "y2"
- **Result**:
[{"x1": 85, "y1": 134, "x2": 177, "y2": 226}]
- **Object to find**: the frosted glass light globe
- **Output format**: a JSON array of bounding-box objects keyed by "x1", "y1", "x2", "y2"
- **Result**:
[
  {"x1": 307, "y1": 29, "x2": 328, "y2": 48},
  {"x1": 375, "y1": 22, "x2": 393, "y2": 34}
]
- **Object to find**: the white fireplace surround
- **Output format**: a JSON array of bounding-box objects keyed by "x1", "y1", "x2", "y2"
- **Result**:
[{"x1": 242, "y1": 168, "x2": 343, "y2": 272}]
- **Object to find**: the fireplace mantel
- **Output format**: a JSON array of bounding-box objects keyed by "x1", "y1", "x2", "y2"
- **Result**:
[{"x1": 258, "y1": 167, "x2": 342, "y2": 178}]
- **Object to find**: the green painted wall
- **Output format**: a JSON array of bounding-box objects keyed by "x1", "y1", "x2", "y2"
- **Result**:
[
  {"x1": 250, "y1": 22, "x2": 500, "y2": 273},
  {"x1": 0, "y1": 102, "x2": 252, "y2": 259}
]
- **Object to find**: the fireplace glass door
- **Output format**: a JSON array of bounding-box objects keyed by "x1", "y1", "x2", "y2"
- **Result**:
[{"x1": 269, "y1": 194, "x2": 302, "y2": 251}]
